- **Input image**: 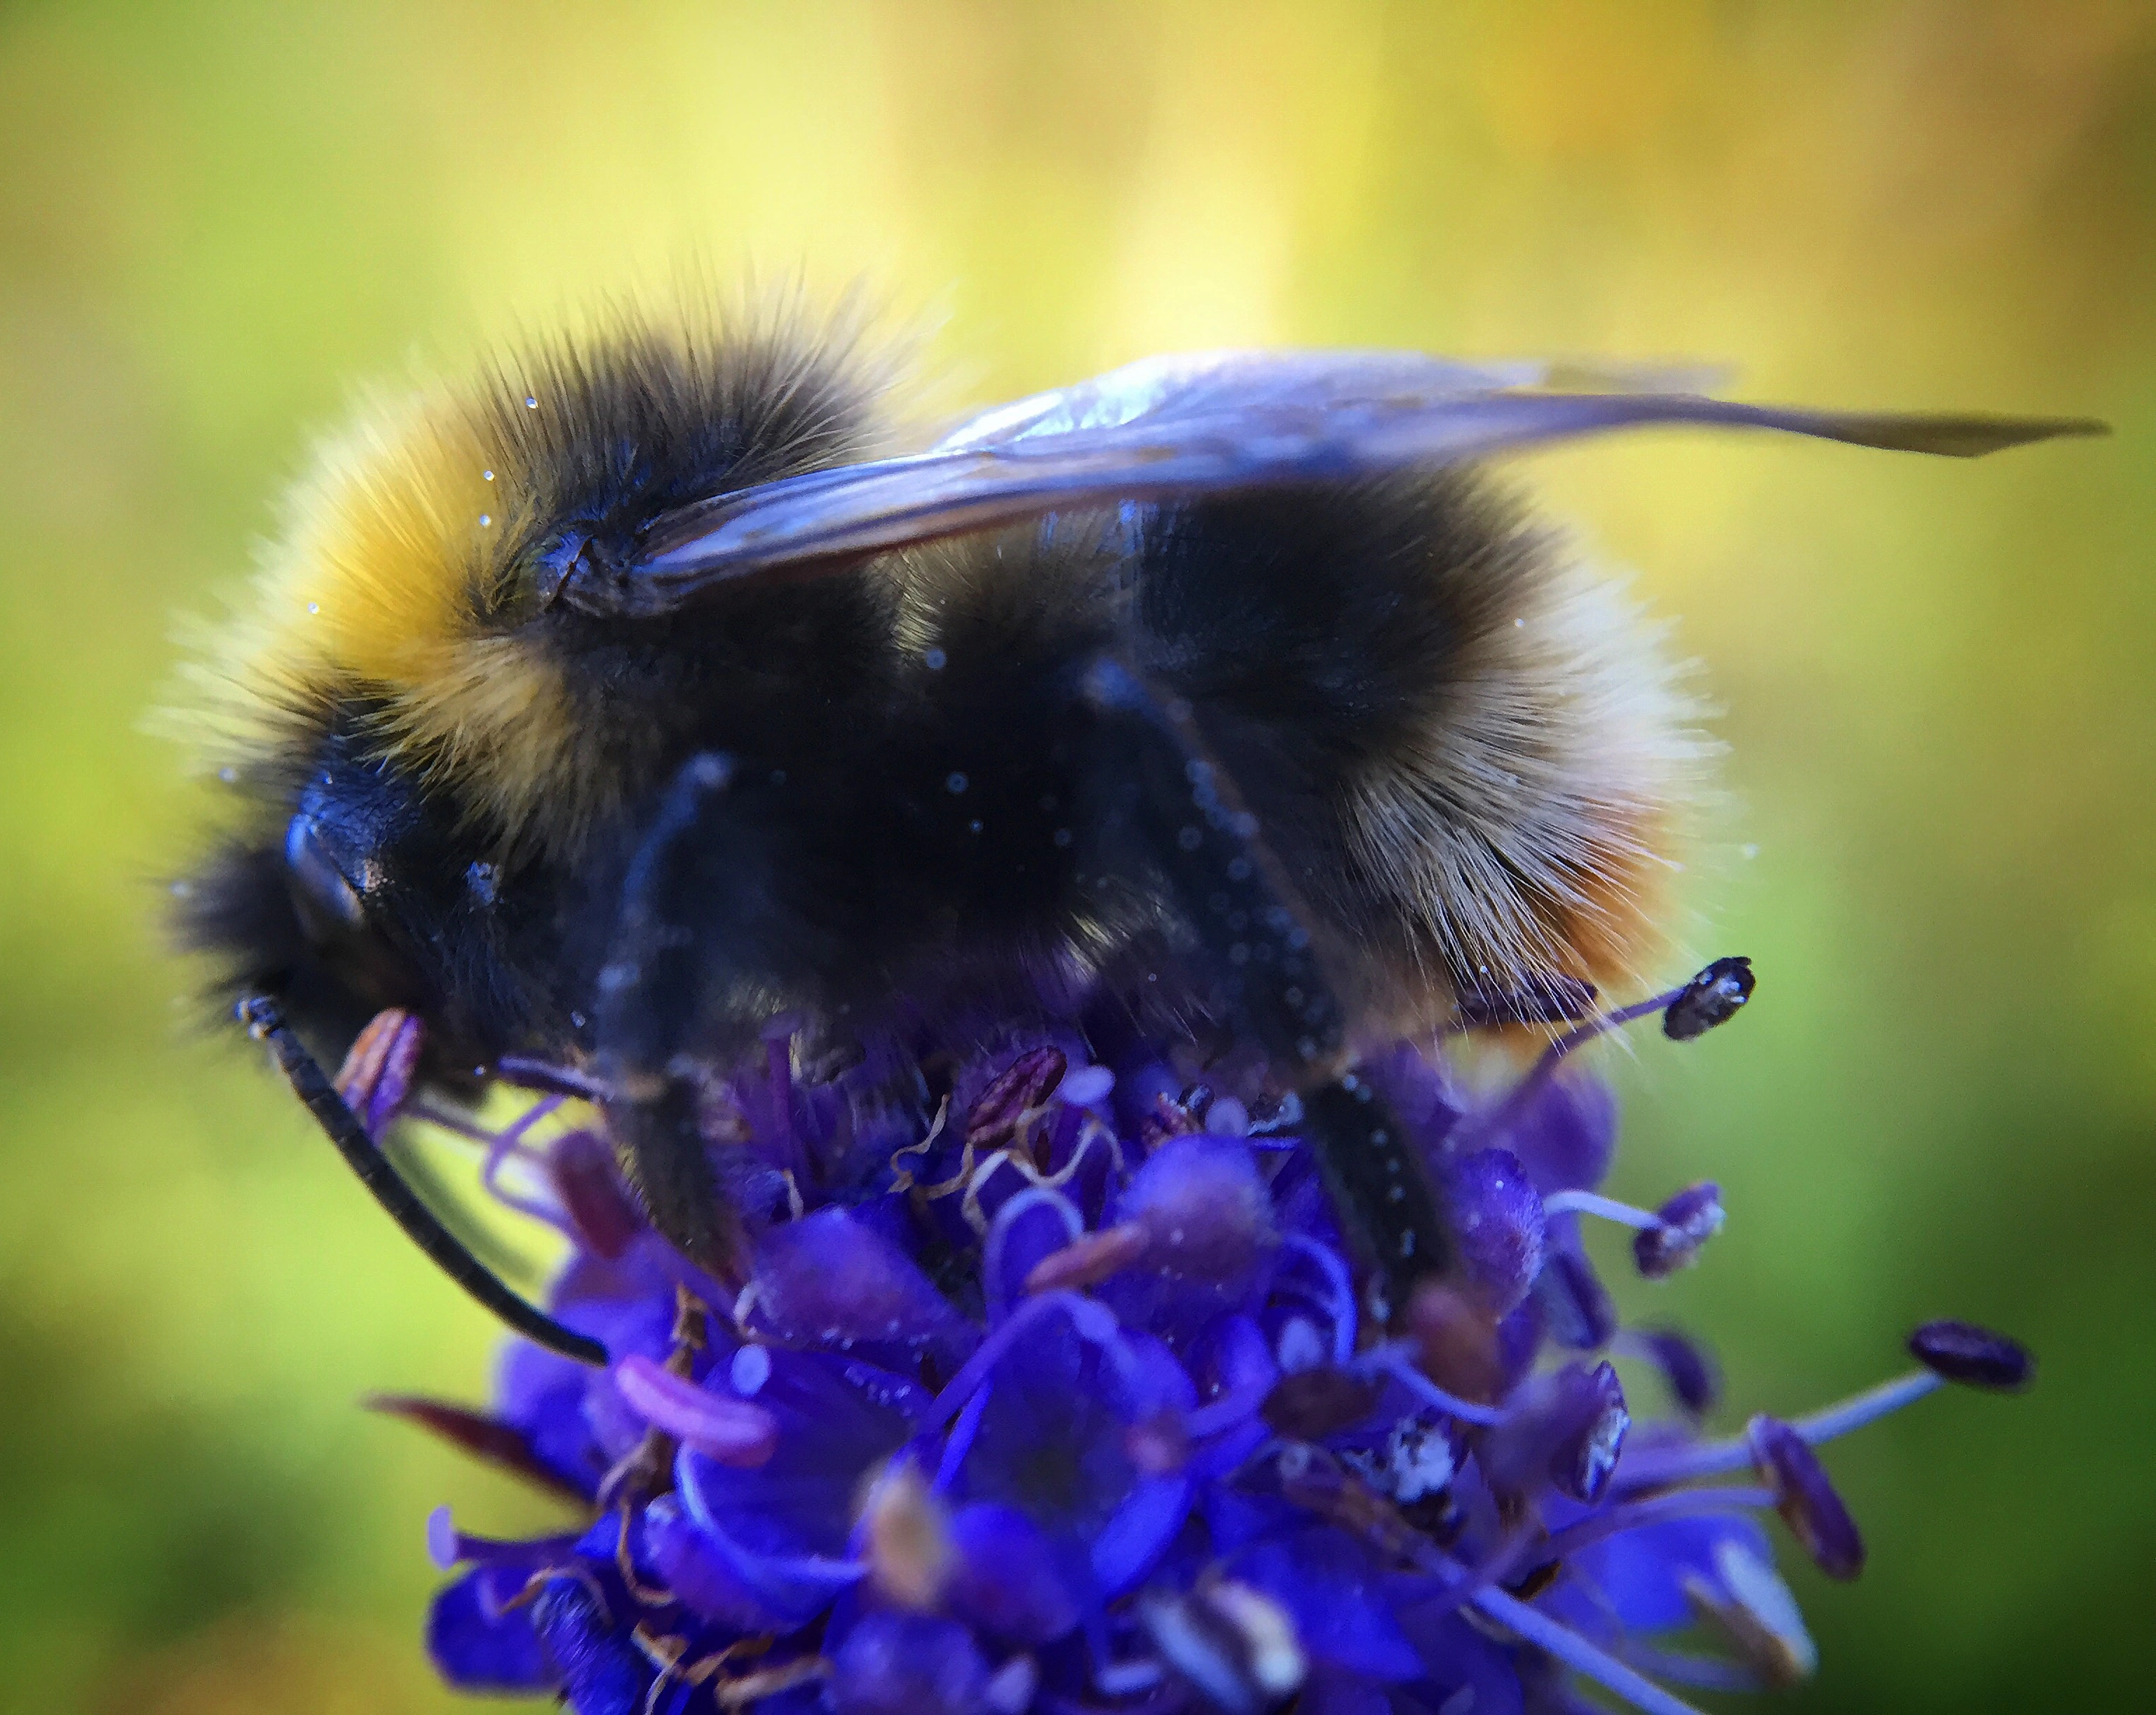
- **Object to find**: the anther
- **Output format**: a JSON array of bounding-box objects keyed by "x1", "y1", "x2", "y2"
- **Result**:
[
  {"x1": 1480, "y1": 1361, "x2": 1631, "y2": 1503},
  {"x1": 548, "y1": 1129, "x2": 643, "y2": 1259},
  {"x1": 1535, "y1": 1247, "x2": 1618, "y2": 1350},
  {"x1": 1024, "y1": 1223, "x2": 1151, "y2": 1294},
  {"x1": 965, "y1": 1045, "x2": 1068, "y2": 1148},
  {"x1": 1663, "y1": 956, "x2": 1756, "y2": 1041},
  {"x1": 334, "y1": 1008, "x2": 426, "y2": 1139},
  {"x1": 611, "y1": 1355, "x2": 780, "y2": 1467},
  {"x1": 862, "y1": 1462, "x2": 953, "y2": 1612},
  {"x1": 1908, "y1": 1320, "x2": 2035, "y2": 1392},
  {"x1": 1625, "y1": 1327, "x2": 1721, "y2": 1418},
  {"x1": 1632, "y1": 1182, "x2": 1726, "y2": 1278},
  {"x1": 1559, "y1": 1362, "x2": 1632, "y2": 1503},
  {"x1": 1747, "y1": 1415, "x2": 1864, "y2": 1580}
]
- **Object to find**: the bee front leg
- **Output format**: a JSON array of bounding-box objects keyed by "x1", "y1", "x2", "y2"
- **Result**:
[
  {"x1": 1079, "y1": 657, "x2": 1456, "y2": 1324},
  {"x1": 593, "y1": 754, "x2": 752, "y2": 1279}
]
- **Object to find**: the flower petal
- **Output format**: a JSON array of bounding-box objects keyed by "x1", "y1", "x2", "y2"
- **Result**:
[
  {"x1": 827, "y1": 1613, "x2": 990, "y2": 1715},
  {"x1": 426, "y1": 1567, "x2": 550, "y2": 1693},
  {"x1": 755, "y1": 1206, "x2": 980, "y2": 1366},
  {"x1": 947, "y1": 1503, "x2": 1083, "y2": 1643}
]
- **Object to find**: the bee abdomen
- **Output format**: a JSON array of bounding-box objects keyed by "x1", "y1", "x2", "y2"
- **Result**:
[{"x1": 1130, "y1": 474, "x2": 1700, "y2": 1016}]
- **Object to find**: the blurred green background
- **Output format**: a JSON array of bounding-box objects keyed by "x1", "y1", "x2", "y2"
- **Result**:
[{"x1": 0, "y1": 1, "x2": 2148, "y2": 1709}]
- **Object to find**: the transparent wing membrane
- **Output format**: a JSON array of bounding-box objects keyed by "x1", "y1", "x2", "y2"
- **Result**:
[{"x1": 617, "y1": 351, "x2": 2104, "y2": 607}]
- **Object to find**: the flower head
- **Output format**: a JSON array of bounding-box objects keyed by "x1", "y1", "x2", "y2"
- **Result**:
[{"x1": 389, "y1": 971, "x2": 2029, "y2": 1715}]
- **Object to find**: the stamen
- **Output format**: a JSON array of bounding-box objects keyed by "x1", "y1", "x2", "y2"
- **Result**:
[
  {"x1": 966, "y1": 1045, "x2": 1069, "y2": 1148},
  {"x1": 496, "y1": 1056, "x2": 613, "y2": 1102},
  {"x1": 1023, "y1": 1221, "x2": 1151, "y2": 1294},
  {"x1": 1355, "y1": 1343, "x2": 1505, "y2": 1426},
  {"x1": 926, "y1": 1290, "x2": 1130, "y2": 1428},
  {"x1": 759, "y1": 1029, "x2": 806, "y2": 1184},
  {"x1": 1452, "y1": 972, "x2": 1601, "y2": 1030},
  {"x1": 933, "y1": 1385, "x2": 991, "y2": 1493},
  {"x1": 1479, "y1": 1361, "x2": 1631, "y2": 1502},
  {"x1": 1093, "y1": 1658, "x2": 1165, "y2": 1697},
  {"x1": 1662, "y1": 958, "x2": 1756, "y2": 1042},
  {"x1": 480, "y1": 1097, "x2": 571, "y2": 1224},
  {"x1": 1059, "y1": 1064, "x2": 1116, "y2": 1106},
  {"x1": 1469, "y1": 986, "x2": 1688, "y2": 1143},
  {"x1": 611, "y1": 1355, "x2": 779, "y2": 1466},
  {"x1": 1260, "y1": 1364, "x2": 1384, "y2": 1440},
  {"x1": 550, "y1": 1128, "x2": 644, "y2": 1259},
  {"x1": 1471, "y1": 957, "x2": 1755, "y2": 1148},
  {"x1": 1788, "y1": 1369, "x2": 1943, "y2": 1446},
  {"x1": 983, "y1": 1186, "x2": 1085, "y2": 1315},
  {"x1": 1537, "y1": 1247, "x2": 1619, "y2": 1350},
  {"x1": 1468, "y1": 1582, "x2": 1709, "y2": 1715},
  {"x1": 1563, "y1": 1362, "x2": 1632, "y2": 1503},
  {"x1": 334, "y1": 1008, "x2": 426, "y2": 1137},
  {"x1": 984, "y1": 1655, "x2": 1039, "y2": 1715},
  {"x1": 1908, "y1": 1320, "x2": 2035, "y2": 1391},
  {"x1": 1748, "y1": 1416, "x2": 1864, "y2": 1580},
  {"x1": 1632, "y1": 1183, "x2": 1725, "y2": 1279},
  {"x1": 1613, "y1": 1641, "x2": 1765, "y2": 1695},
  {"x1": 1543, "y1": 1188, "x2": 1658, "y2": 1229},
  {"x1": 1620, "y1": 1328, "x2": 1721, "y2": 1418},
  {"x1": 1616, "y1": 1369, "x2": 1943, "y2": 1492},
  {"x1": 862, "y1": 1462, "x2": 953, "y2": 1611},
  {"x1": 713, "y1": 1655, "x2": 828, "y2": 1709},
  {"x1": 1276, "y1": 1233, "x2": 1357, "y2": 1364},
  {"x1": 426, "y1": 1503, "x2": 581, "y2": 1573}
]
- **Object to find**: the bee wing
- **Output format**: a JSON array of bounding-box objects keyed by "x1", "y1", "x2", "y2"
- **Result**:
[{"x1": 618, "y1": 350, "x2": 2103, "y2": 608}]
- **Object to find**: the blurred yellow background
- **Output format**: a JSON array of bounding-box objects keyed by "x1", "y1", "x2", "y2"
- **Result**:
[{"x1": 0, "y1": 1, "x2": 2148, "y2": 1710}]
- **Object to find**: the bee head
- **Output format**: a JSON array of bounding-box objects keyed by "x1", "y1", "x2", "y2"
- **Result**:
[{"x1": 172, "y1": 711, "x2": 540, "y2": 1073}]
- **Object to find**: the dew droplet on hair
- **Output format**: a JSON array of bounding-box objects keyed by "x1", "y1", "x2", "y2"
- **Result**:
[
  {"x1": 478, "y1": 514, "x2": 492, "y2": 528},
  {"x1": 524, "y1": 395, "x2": 538, "y2": 409},
  {"x1": 482, "y1": 469, "x2": 494, "y2": 480},
  {"x1": 924, "y1": 646, "x2": 948, "y2": 671},
  {"x1": 306, "y1": 602, "x2": 320, "y2": 614}
]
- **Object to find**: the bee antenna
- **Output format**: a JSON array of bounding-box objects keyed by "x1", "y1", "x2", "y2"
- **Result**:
[{"x1": 236, "y1": 995, "x2": 611, "y2": 1368}]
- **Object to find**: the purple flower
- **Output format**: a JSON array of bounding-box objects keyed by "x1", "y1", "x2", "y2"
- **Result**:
[{"x1": 395, "y1": 981, "x2": 2030, "y2": 1715}]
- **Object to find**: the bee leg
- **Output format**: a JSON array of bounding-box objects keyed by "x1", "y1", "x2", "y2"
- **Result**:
[
  {"x1": 1080, "y1": 657, "x2": 1454, "y2": 1322},
  {"x1": 593, "y1": 754, "x2": 751, "y2": 1278}
]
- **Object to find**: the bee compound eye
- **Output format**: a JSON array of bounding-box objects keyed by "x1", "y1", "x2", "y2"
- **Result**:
[{"x1": 284, "y1": 812, "x2": 369, "y2": 939}]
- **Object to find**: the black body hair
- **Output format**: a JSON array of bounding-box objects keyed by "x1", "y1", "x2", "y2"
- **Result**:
[{"x1": 174, "y1": 311, "x2": 1693, "y2": 1343}]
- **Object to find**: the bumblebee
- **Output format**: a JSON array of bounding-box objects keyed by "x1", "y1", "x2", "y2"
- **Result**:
[{"x1": 170, "y1": 297, "x2": 2096, "y2": 1364}]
